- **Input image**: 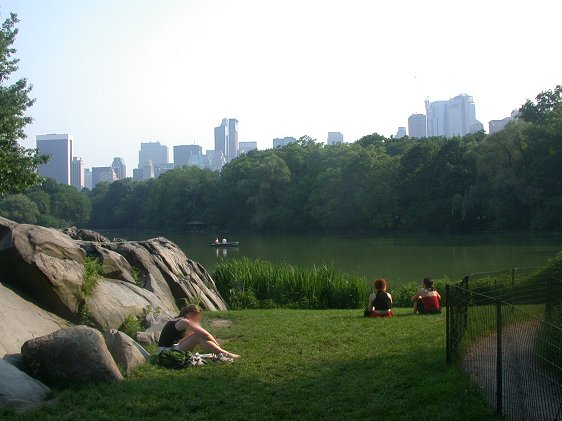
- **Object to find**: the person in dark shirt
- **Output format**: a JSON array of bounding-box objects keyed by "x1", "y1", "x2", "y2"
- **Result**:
[
  {"x1": 158, "y1": 304, "x2": 240, "y2": 359},
  {"x1": 364, "y1": 278, "x2": 393, "y2": 318},
  {"x1": 411, "y1": 277, "x2": 441, "y2": 315}
]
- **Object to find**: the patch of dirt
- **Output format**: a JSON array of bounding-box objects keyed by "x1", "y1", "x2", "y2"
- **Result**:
[{"x1": 207, "y1": 318, "x2": 233, "y2": 328}]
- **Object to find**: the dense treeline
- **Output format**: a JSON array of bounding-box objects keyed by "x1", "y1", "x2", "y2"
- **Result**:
[{"x1": 1, "y1": 86, "x2": 561, "y2": 233}]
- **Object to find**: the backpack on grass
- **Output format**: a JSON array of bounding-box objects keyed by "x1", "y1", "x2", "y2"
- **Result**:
[{"x1": 157, "y1": 349, "x2": 200, "y2": 369}]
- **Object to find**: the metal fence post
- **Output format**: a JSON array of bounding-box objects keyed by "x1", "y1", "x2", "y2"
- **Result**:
[
  {"x1": 496, "y1": 299, "x2": 503, "y2": 416},
  {"x1": 446, "y1": 284, "x2": 451, "y2": 364}
]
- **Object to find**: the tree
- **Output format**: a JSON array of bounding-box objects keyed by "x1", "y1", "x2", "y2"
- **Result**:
[
  {"x1": 0, "y1": 13, "x2": 47, "y2": 196},
  {"x1": 519, "y1": 85, "x2": 562, "y2": 125},
  {"x1": 0, "y1": 193, "x2": 39, "y2": 223}
]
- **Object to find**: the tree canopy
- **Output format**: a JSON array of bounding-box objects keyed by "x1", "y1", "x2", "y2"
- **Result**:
[{"x1": 0, "y1": 13, "x2": 47, "y2": 196}]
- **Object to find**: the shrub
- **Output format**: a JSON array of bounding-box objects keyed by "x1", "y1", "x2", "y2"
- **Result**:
[
  {"x1": 119, "y1": 314, "x2": 142, "y2": 338},
  {"x1": 81, "y1": 256, "x2": 103, "y2": 299}
]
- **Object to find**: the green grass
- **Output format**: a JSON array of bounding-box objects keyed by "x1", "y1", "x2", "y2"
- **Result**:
[
  {"x1": 0, "y1": 309, "x2": 496, "y2": 421},
  {"x1": 81, "y1": 256, "x2": 103, "y2": 299},
  {"x1": 213, "y1": 258, "x2": 370, "y2": 309}
]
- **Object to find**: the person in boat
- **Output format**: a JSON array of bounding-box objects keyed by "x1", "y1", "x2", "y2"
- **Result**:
[
  {"x1": 214, "y1": 238, "x2": 220, "y2": 245},
  {"x1": 364, "y1": 278, "x2": 393, "y2": 318},
  {"x1": 411, "y1": 277, "x2": 441, "y2": 315},
  {"x1": 222, "y1": 238, "x2": 227, "y2": 244},
  {"x1": 158, "y1": 304, "x2": 241, "y2": 359}
]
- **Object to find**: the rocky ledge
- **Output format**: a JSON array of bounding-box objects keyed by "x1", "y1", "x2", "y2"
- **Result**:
[{"x1": 0, "y1": 217, "x2": 228, "y2": 412}]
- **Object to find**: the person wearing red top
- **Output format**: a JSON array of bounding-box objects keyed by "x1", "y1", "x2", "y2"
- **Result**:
[{"x1": 411, "y1": 277, "x2": 441, "y2": 315}]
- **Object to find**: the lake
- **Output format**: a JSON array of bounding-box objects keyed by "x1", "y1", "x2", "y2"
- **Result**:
[{"x1": 99, "y1": 230, "x2": 562, "y2": 285}]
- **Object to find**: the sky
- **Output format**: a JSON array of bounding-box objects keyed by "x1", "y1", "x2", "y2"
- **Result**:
[{"x1": 3, "y1": 0, "x2": 561, "y2": 176}]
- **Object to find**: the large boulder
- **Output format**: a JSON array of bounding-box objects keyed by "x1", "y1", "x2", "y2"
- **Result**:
[
  {"x1": 0, "y1": 282, "x2": 70, "y2": 358},
  {"x1": 21, "y1": 326, "x2": 124, "y2": 384},
  {"x1": 0, "y1": 218, "x2": 227, "y2": 330},
  {"x1": 103, "y1": 238, "x2": 227, "y2": 311},
  {"x1": 0, "y1": 359, "x2": 51, "y2": 412},
  {"x1": 63, "y1": 226, "x2": 109, "y2": 242},
  {"x1": 0, "y1": 219, "x2": 86, "y2": 319},
  {"x1": 103, "y1": 329, "x2": 149, "y2": 375}
]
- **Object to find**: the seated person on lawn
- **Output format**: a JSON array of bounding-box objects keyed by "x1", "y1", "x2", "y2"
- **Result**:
[
  {"x1": 364, "y1": 278, "x2": 393, "y2": 318},
  {"x1": 411, "y1": 277, "x2": 441, "y2": 315},
  {"x1": 158, "y1": 304, "x2": 240, "y2": 359}
]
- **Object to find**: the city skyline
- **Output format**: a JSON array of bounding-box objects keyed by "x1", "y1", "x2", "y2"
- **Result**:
[{"x1": 5, "y1": 0, "x2": 559, "y2": 174}]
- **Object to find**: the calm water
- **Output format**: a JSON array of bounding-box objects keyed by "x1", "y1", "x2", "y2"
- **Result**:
[{"x1": 99, "y1": 230, "x2": 562, "y2": 286}]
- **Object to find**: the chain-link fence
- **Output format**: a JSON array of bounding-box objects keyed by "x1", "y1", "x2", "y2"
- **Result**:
[{"x1": 446, "y1": 268, "x2": 562, "y2": 420}]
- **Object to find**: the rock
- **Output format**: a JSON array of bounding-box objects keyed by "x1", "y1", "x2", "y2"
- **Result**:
[
  {"x1": 85, "y1": 279, "x2": 176, "y2": 329},
  {"x1": 0, "y1": 359, "x2": 51, "y2": 412},
  {"x1": 63, "y1": 226, "x2": 109, "y2": 242},
  {"x1": 0, "y1": 221, "x2": 86, "y2": 319},
  {"x1": 135, "y1": 331, "x2": 158, "y2": 344},
  {"x1": 103, "y1": 329, "x2": 148, "y2": 375},
  {"x1": 103, "y1": 237, "x2": 227, "y2": 311},
  {"x1": 0, "y1": 282, "x2": 71, "y2": 358},
  {"x1": 21, "y1": 326, "x2": 124, "y2": 384},
  {"x1": 0, "y1": 218, "x2": 227, "y2": 331}
]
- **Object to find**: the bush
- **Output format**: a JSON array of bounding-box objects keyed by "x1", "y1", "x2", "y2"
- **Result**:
[
  {"x1": 81, "y1": 256, "x2": 103, "y2": 299},
  {"x1": 119, "y1": 314, "x2": 142, "y2": 338}
]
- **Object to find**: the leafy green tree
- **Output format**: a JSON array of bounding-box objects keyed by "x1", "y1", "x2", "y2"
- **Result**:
[
  {"x1": 0, "y1": 13, "x2": 47, "y2": 196},
  {"x1": 0, "y1": 193, "x2": 39, "y2": 223}
]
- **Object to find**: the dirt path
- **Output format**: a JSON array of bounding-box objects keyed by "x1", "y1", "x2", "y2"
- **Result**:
[{"x1": 461, "y1": 321, "x2": 562, "y2": 420}]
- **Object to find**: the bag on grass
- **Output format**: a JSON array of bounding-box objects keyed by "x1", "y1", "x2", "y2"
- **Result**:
[{"x1": 157, "y1": 349, "x2": 197, "y2": 369}]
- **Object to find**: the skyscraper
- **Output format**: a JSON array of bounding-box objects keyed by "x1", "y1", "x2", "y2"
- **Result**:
[
  {"x1": 273, "y1": 137, "x2": 296, "y2": 148},
  {"x1": 174, "y1": 145, "x2": 203, "y2": 168},
  {"x1": 239, "y1": 141, "x2": 257, "y2": 154},
  {"x1": 84, "y1": 168, "x2": 92, "y2": 190},
  {"x1": 36, "y1": 134, "x2": 73, "y2": 185},
  {"x1": 91, "y1": 167, "x2": 117, "y2": 187},
  {"x1": 111, "y1": 157, "x2": 127, "y2": 180},
  {"x1": 214, "y1": 118, "x2": 239, "y2": 164},
  {"x1": 489, "y1": 110, "x2": 518, "y2": 134},
  {"x1": 138, "y1": 141, "x2": 169, "y2": 169},
  {"x1": 408, "y1": 114, "x2": 427, "y2": 138},
  {"x1": 425, "y1": 94, "x2": 483, "y2": 138},
  {"x1": 327, "y1": 132, "x2": 344, "y2": 145},
  {"x1": 395, "y1": 127, "x2": 407, "y2": 139},
  {"x1": 70, "y1": 157, "x2": 85, "y2": 190}
]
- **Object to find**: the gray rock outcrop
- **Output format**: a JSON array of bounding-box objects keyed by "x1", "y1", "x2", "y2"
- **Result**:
[
  {"x1": 0, "y1": 217, "x2": 227, "y2": 330},
  {"x1": 0, "y1": 282, "x2": 70, "y2": 358},
  {"x1": 0, "y1": 359, "x2": 52, "y2": 412},
  {"x1": 21, "y1": 326, "x2": 124, "y2": 384},
  {"x1": 103, "y1": 329, "x2": 149, "y2": 375}
]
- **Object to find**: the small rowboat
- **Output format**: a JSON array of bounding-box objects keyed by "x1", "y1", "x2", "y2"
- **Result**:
[{"x1": 210, "y1": 241, "x2": 239, "y2": 248}]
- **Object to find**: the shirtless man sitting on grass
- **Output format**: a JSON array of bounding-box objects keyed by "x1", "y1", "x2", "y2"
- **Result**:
[{"x1": 158, "y1": 304, "x2": 240, "y2": 359}]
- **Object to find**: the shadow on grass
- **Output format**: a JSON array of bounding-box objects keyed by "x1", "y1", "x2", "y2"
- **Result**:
[{"x1": 3, "y1": 349, "x2": 496, "y2": 421}]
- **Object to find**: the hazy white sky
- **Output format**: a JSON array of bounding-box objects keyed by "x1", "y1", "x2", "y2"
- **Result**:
[{"x1": 3, "y1": 0, "x2": 561, "y2": 174}]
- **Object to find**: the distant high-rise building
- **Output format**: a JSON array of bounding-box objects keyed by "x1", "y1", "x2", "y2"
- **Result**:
[
  {"x1": 273, "y1": 137, "x2": 297, "y2": 148},
  {"x1": 154, "y1": 163, "x2": 174, "y2": 178},
  {"x1": 138, "y1": 141, "x2": 168, "y2": 169},
  {"x1": 239, "y1": 141, "x2": 257, "y2": 155},
  {"x1": 327, "y1": 132, "x2": 344, "y2": 145},
  {"x1": 84, "y1": 168, "x2": 92, "y2": 190},
  {"x1": 395, "y1": 127, "x2": 407, "y2": 139},
  {"x1": 408, "y1": 113, "x2": 427, "y2": 138},
  {"x1": 111, "y1": 157, "x2": 127, "y2": 180},
  {"x1": 214, "y1": 118, "x2": 239, "y2": 164},
  {"x1": 174, "y1": 145, "x2": 203, "y2": 168},
  {"x1": 426, "y1": 94, "x2": 483, "y2": 138},
  {"x1": 36, "y1": 134, "x2": 73, "y2": 185},
  {"x1": 206, "y1": 150, "x2": 226, "y2": 172},
  {"x1": 70, "y1": 157, "x2": 84, "y2": 190},
  {"x1": 92, "y1": 166, "x2": 117, "y2": 187},
  {"x1": 489, "y1": 110, "x2": 518, "y2": 134}
]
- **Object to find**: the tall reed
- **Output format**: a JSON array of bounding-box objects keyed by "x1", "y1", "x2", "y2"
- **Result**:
[{"x1": 212, "y1": 258, "x2": 370, "y2": 309}]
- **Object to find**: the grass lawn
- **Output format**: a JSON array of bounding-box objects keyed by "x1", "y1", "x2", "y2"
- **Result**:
[{"x1": 1, "y1": 309, "x2": 497, "y2": 421}]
